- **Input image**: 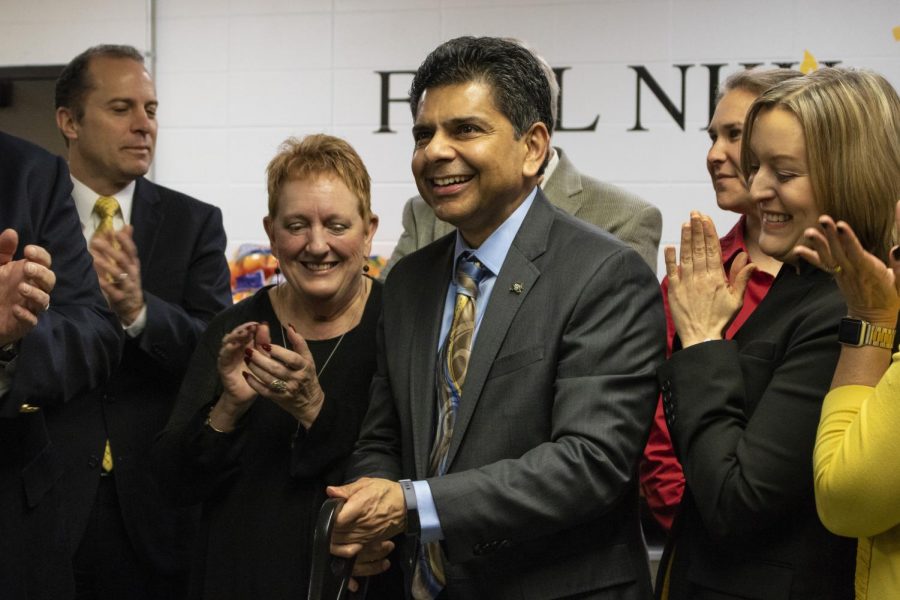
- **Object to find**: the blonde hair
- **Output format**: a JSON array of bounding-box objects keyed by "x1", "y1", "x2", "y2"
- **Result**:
[
  {"x1": 266, "y1": 134, "x2": 372, "y2": 220},
  {"x1": 741, "y1": 68, "x2": 900, "y2": 261},
  {"x1": 718, "y1": 67, "x2": 802, "y2": 103}
]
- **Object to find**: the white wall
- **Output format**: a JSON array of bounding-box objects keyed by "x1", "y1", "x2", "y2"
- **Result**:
[{"x1": 2, "y1": 0, "x2": 899, "y2": 274}]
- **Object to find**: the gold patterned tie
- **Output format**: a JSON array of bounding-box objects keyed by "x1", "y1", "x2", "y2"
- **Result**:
[
  {"x1": 93, "y1": 196, "x2": 120, "y2": 472},
  {"x1": 93, "y1": 196, "x2": 120, "y2": 243},
  {"x1": 412, "y1": 252, "x2": 490, "y2": 600}
]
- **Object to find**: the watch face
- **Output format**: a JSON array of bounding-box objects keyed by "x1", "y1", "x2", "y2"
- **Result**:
[{"x1": 838, "y1": 318, "x2": 864, "y2": 345}]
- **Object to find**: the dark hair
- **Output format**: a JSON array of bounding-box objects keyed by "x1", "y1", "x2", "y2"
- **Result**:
[
  {"x1": 409, "y1": 36, "x2": 553, "y2": 142},
  {"x1": 55, "y1": 44, "x2": 145, "y2": 120}
]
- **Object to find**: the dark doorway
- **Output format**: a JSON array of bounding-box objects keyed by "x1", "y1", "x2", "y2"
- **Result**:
[{"x1": 0, "y1": 65, "x2": 66, "y2": 157}]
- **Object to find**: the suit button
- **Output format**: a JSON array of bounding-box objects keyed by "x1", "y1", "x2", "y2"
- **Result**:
[
  {"x1": 87, "y1": 456, "x2": 99, "y2": 469},
  {"x1": 473, "y1": 543, "x2": 485, "y2": 556},
  {"x1": 661, "y1": 380, "x2": 671, "y2": 393}
]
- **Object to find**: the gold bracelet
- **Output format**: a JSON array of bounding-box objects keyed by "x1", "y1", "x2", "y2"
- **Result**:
[{"x1": 205, "y1": 408, "x2": 227, "y2": 433}]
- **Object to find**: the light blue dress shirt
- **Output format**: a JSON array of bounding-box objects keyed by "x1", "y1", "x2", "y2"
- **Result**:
[{"x1": 413, "y1": 188, "x2": 537, "y2": 543}]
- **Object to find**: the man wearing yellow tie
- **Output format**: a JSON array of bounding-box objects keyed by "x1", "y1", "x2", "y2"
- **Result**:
[{"x1": 50, "y1": 45, "x2": 232, "y2": 599}]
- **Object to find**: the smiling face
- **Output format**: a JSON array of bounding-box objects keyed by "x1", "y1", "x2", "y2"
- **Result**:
[
  {"x1": 410, "y1": 81, "x2": 547, "y2": 247},
  {"x1": 748, "y1": 107, "x2": 819, "y2": 262},
  {"x1": 707, "y1": 88, "x2": 758, "y2": 214},
  {"x1": 59, "y1": 56, "x2": 157, "y2": 195},
  {"x1": 264, "y1": 173, "x2": 377, "y2": 308}
]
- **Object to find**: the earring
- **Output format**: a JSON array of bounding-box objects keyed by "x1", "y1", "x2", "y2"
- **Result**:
[{"x1": 362, "y1": 264, "x2": 370, "y2": 273}]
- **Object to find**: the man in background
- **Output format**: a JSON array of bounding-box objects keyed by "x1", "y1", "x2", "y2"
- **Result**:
[
  {"x1": 0, "y1": 130, "x2": 121, "y2": 600},
  {"x1": 382, "y1": 42, "x2": 662, "y2": 276},
  {"x1": 50, "y1": 45, "x2": 231, "y2": 599}
]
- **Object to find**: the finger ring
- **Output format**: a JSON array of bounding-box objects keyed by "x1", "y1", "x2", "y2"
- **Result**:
[
  {"x1": 827, "y1": 264, "x2": 842, "y2": 274},
  {"x1": 118, "y1": 272, "x2": 129, "y2": 282},
  {"x1": 269, "y1": 378, "x2": 288, "y2": 393}
]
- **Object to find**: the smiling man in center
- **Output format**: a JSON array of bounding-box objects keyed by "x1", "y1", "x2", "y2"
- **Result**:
[{"x1": 329, "y1": 36, "x2": 665, "y2": 600}]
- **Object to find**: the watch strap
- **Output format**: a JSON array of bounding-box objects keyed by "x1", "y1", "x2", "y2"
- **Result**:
[
  {"x1": 399, "y1": 479, "x2": 420, "y2": 537},
  {"x1": 839, "y1": 317, "x2": 896, "y2": 349}
]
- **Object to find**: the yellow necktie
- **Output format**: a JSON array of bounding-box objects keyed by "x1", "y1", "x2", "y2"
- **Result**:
[
  {"x1": 93, "y1": 195, "x2": 120, "y2": 239},
  {"x1": 412, "y1": 252, "x2": 490, "y2": 600},
  {"x1": 93, "y1": 196, "x2": 120, "y2": 472}
]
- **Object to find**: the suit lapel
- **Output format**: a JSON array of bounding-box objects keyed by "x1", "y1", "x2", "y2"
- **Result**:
[
  {"x1": 433, "y1": 216, "x2": 455, "y2": 240},
  {"x1": 444, "y1": 192, "x2": 554, "y2": 469},
  {"x1": 542, "y1": 148, "x2": 584, "y2": 217},
  {"x1": 409, "y1": 239, "x2": 454, "y2": 479},
  {"x1": 130, "y1": 178, "x2": 163, "y2": 268}
]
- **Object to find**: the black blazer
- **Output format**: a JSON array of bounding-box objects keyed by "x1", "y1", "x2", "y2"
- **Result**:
[
  {"x1": 657, "y1": 263, "x2": 855, "y2": 600},
  {"x1": 348, "y1": 191, "x2": 666, "y2": 600},
  {"x1": 46, "y1": 177, "x2": 232, "y2": 576},
  {"x1": 0, "y1": 131, "x2": 121, "y2": 600}
]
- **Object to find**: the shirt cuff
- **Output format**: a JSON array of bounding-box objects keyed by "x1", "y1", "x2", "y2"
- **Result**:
[
  {"x1": 123, "y1": 304, "x2": 147, "y2": 338},
  {"x1": 412, "y1": 479, "x2": 444, "y2": 543}
]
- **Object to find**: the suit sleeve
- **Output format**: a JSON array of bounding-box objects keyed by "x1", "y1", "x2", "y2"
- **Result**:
[
  {"x1": 615, "y1": 203, "x2": 661, "y2": 273},
  {"x1": 2, "y1": 153, "x2": 121, "y2": 417},
  {"x1": 814, "y1": 356, "x2": 900, "y2": 537},
  {"x1": 136, "y1": 204, "x2": 231, "y2": 375},
  {"x1": 639, "y1": 276, "x2": 684, "y2": 531},
  {"x1": 429, "y1": 249, "x2": 665, "y2": 562},
  {"x1": 343, "y1": 310, "x2": 404, "y2": 482},
  {"x1": 658, "y1": 297, "x2": 842, "y2": 540},
  {"x1": 381, "y1": 197, "x2": 421, "y2": 282}
]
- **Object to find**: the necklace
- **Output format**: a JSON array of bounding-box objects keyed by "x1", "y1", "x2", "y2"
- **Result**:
[{"x1": 279, "y1": 324, "x2": 346, "y2": 378}]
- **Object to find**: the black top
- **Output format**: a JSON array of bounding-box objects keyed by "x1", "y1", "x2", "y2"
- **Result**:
[
  {"x1": 657, "y1": 263, "x2": 855, "y2": 600},
  {"x1": 153, "y1": 280, "x2": 399, "y2": 599}
]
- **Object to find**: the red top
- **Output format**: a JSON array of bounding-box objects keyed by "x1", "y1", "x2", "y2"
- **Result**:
[{"x1": 640, "y1": 216, "x2": 777, "y2": 530}]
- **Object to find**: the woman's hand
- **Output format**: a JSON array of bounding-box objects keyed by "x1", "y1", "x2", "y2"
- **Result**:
[
  {"x1": 665, "y1": 211, "x2": 756, "y2": 348},
  {"x1": 209, "y1": 321, "x2": 261, "y2": 432},
  {"x1": 243, "y1": 323, "x2": 326, "y2": 430},
  {"x1": 793, "y1": 204, "x2": 900, "y2": 326}
]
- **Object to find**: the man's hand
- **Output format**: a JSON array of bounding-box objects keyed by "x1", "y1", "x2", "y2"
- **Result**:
[
  {"x1": 326, "y1": 478, "x2": 407, "y2": 559},
  {"x1": 0, "y1": 229, "x2": 55, "y2": 346},
  {"x1": 89, "y1": 225, "x2": 145, "y2": 326}
]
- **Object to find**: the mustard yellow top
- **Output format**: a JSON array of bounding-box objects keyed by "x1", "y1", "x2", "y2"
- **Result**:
[{"x1": 814, "y1": 354, "x2": 900, "y2": 600}]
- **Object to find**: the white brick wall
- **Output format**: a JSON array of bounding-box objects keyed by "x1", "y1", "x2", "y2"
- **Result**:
[{"x1": 1, "y1": 0, "x2": 898, "y2": 273}]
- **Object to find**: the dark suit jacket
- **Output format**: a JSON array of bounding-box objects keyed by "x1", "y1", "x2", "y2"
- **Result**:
[
  {"x1": 348, "y1": 191, "x2": 665, "y2": 599},
  {"x1": 656, "y1": 263, "x2": 856, "y2": 600},
  {"x1": 383, "y1": 147, "x2": 663, "y2": 275},
  {"x1": 0, "y1": 131, "x2": 121, "y2": 600},
  {"x1": 46, "y1": 177, "x2": 231, "y2": 576}
]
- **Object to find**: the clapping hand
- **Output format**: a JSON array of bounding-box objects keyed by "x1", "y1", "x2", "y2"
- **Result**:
[
  {"x1": 89, "y1": 225, "x2": 144, "y2": 326},
  {"x1": 665, "y1": 211, "x2": 755, "y2": 348},
  {"x1": 0, "y1": 229, "x2": 55, "y2": 346},
  {"x1": 793, "y1": 202, "x2": 900, "y2": 325}
]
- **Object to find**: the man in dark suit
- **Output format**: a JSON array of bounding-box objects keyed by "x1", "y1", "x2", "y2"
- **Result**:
[
  {"x1": 49, "y1": 45, "x2": 232, "y2": 599},
  {"x1": 383, "y1": 46, "x2": 661, "y2": 275},
  {"x1": 0, "y1": 130, "x2": 121, "y2": 600},
  {"x1": 329, "y1": 37, "x2": 665, "y2": 599}
]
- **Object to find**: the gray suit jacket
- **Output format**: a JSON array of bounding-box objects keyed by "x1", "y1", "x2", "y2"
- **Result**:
[
  {"x1": 348, "y1": 191, "x2": 665, "y2": 599},
  {"x1": 383, "y1": 147, "x2": 662, "y2": 277}
]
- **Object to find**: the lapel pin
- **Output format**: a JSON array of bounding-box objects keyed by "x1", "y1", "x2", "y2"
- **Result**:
[{"x1": 510, "y1": 282, "x2": 524, "y2": 294}]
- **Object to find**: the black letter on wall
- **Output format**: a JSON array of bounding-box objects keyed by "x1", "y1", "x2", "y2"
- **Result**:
[
  {"x1": 552, "y1": 67, "x2": 599, "y2": 132},
  {"x1": 629, "y1": 64, "x2": 693, "y2": 131},
  {"x1": 375, "y1": 70, "x2": 416, "y2": 134}
]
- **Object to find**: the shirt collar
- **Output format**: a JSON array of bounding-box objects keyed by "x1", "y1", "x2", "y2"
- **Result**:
[
  {"x1": 719, "y1": 214, "x2": 748, "y2": 264},
  {"x1": 70, "y1": 176, "x2": 136, "y2": 226},
  {"x1": 539, "y1": 147, "x2": 559, "y2": 188},
  {"x1": 453, "y1": 186, "x2": 538, "y2": 276}
]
